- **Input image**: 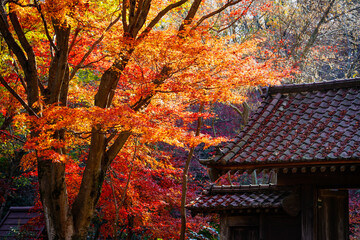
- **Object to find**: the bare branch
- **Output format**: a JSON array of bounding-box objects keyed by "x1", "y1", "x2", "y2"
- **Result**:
[
  {"x1": 325, "y1": 6, "x2": 360, "y2": 23},
  {"x1": 11, "y1": 58, "x2": 27, "y2": 90},
  {"x1": 230, "y1": 102, "x2": 250, "y2": 126},
  {"x1": 215, "y1": 0, "x2": 254, "y2": 33},
  {"x1": 68, "y1": 27, "x2": 80, "y2": 54},
  {"x1": 71, "y1": 55, "x2": 109, "y2": 69},
  {"x1": 118, "y1": 137, "x2": 138, "y2": 208},
  {"x1": 0, "y1": 130, "x2": 26, "y2": 143},
  {"x1": 69, "y1": 14, "x2": 121, "y2": 80},
  {"x1": 193, "y1": 0, "x2": 244, "y2": 30},
  {"x1": 299, "y1": 0, "x2": 336, "y2": 60},
  {"x1": 64, "y1": 129, "x2": 93, "y2": 139}
]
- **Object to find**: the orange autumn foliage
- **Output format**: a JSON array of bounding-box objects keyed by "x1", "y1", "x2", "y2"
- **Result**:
[{"x1": 0, "y1": 0, "x2": 291, "y2": 238}]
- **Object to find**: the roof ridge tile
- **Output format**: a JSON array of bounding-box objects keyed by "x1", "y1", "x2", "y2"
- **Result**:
[{"x1": 269, "y1": 78, "x2": 360, "y2": 95}]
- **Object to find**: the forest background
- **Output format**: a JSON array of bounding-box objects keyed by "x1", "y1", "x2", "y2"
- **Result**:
[{"x1": 0, "y1": 0, "x2": 360, "y2": 239}]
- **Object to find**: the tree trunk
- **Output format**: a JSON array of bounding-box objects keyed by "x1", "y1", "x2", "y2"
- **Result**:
[
  {"x1": 180, "y1": 104, "x2": 204, "y2": 240},
  {"x1": 38, "y1": 160, "x2": 74, "y2": 239}
]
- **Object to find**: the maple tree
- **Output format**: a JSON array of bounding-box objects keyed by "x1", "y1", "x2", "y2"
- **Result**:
[{"x1": 0, "y1": 0, "x2": 288, "y2": 239}]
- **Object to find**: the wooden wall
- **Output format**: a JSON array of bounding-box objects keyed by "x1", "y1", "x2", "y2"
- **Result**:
[
  {"x1": 317, "y1": 189, "x2": 349, "y2": 240},
  {"x1": 218, "y1": 188, "x2": 350, "y2": 239},
  {"x1": 219, "y1": 213, "x2": 301, "y2": 240}
]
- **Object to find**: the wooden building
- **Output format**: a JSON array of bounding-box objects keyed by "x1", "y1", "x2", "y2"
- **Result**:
[
  {"x1": 187, "y1": 78, "x2": 360, "y2": 240},
  {"x1": 0, "y1": 206, "x2": 45, "y2": 239}
]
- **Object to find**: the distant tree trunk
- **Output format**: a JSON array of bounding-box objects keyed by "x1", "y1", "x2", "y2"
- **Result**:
[
  {"x1": 111, "y1": 139, "x2": 137, "y2": 238},
  {"x1": 180, "y1": 104, "x2": 204, "y2": 240},
  {"x1": 230, "y1": 102, "x2": 250, "y2": 127},
  {"x1": 127, "y1": 215, "x2": 134, "y2": 240}
]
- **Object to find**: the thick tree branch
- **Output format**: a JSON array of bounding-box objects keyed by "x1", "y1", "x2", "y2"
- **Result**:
[
  {"x1": 1, "y1": 2, "x2": 40, "y2": 113},
  {"x1": 95, "y1": 48, "x2": 133, "y2": 109},
  {"x1": 131, "y1": 0, "x2": 151, "y2": 37},
  {"x1": 0, "y1": 0, "x2": 9, "y2": 28},
  {"x1": 178, "y1": 0, "x2": 202, "y2": 33},
  {"x1": 9, "y1": 11, "x2": 35, "y2": 62},
  {"x1": 47, "y1": 23, "x2": 70, "y2": 104},
  {"x1": 122, "y1": 0, "x2": 128, "y2": 32},
  {"x1": 106, "y1": 131, "x2": 132, "y2": 164},
  {"x1": 230, "y1": 102, "x2": 250, "y2": 127},
  {"x1": 129, "y1": 0, "x2": 136, "y2": 26},
  {"x1": 130, "y1": 0, "x2": 144, "y2": 32},
  {"x1": 0, "y1": 6, "x2": 28, "y2": 69},
  {"x1": 34, "y1": 0, "x2": 58, "y2": 52},
  {"x1": 0, "y1": 74, "x2": 39, "y2": 117},
  {"x1": 138, "y1": 0, "x2": 188, "y2": 40}
]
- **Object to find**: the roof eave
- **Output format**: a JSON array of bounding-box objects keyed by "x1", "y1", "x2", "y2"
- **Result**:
[{"x1": 201, "y1": 158, "x2": 360, "y2": 171}]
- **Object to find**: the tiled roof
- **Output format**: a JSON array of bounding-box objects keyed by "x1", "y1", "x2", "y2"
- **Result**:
[
  {"x1": 187, "y1": 185, "x2": 292, "y2": 213},
  {"x1": 0, "y1": 206, "x2": 44, "y2": 239},
  {"x1": 200, "y1": 78, "x2": 360, "y2": 169}
]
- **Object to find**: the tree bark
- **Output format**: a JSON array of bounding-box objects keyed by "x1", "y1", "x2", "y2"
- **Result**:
[{"x1": 38, "y1": 159, "x2": 74, "y2": 239}]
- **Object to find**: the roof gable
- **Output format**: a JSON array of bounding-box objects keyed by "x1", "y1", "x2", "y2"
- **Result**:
[{"x1": 201, "y1": 78, "x2": 360, "y2": 169}]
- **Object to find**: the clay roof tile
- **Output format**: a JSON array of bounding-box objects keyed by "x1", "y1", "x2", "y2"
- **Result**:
[{"x1": 201, "y1": 78, "x2": 360, "y2": 169}]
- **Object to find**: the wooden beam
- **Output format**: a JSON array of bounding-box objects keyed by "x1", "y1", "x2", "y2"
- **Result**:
[{"x1": 277, "y1": 171, "x2": 360, "y2": 188}]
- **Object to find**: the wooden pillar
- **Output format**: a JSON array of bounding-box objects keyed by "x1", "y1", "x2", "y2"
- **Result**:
[
  {"x1": 259, "y1": 212, "x2": 264, "y2": 240},
  {"x1": 301, "y1": 185, "x2": 315, "y2": 240},
  {"x1": 220, "y1": 214, "x2": 230, "y2": 240}
]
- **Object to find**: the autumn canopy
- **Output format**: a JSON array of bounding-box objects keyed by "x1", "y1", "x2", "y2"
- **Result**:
[{"x1": 0, "y1": 0, "x2": 287, "y2": 239}]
